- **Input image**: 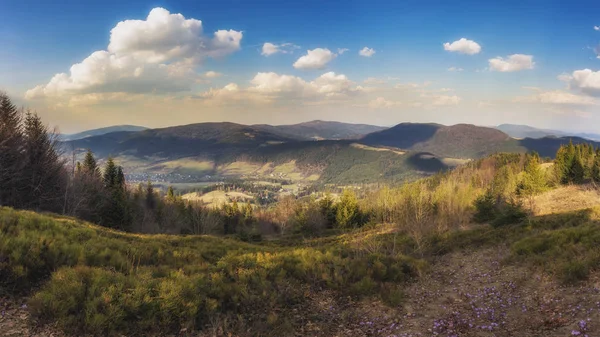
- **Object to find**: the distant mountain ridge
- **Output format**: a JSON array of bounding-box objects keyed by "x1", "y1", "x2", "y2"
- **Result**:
[
  {"x1": 252, "y1": 120, "x2": 387, "y2": 140},
  {"x1": 62, "y1": 120, "x2": 600, "y2": 184},
  {"x1": 496, "y1": 124, "x2": 600, "y2": 141},
  {"x1": 62, "y1": 125, "x2": 148, "y2": 141}
]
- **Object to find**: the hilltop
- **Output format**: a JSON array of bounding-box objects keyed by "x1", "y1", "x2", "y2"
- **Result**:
[
  {"x1": 61, "y1": 125, "x2": 148, "y2": 141},
  {"x1": 253, "y1": 120, "x2": 387, "y2": 140}
]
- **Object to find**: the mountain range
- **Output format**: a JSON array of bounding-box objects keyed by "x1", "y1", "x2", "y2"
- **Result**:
[
  {"x1": 63, "y1": 121, "x2": 600, "y2": 185},
  {"x1": 496, "y1": 124, "x2": 600, "y2": 141}
]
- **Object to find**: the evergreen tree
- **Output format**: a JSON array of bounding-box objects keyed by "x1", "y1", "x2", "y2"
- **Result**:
[
  {"x1": 318, "y1": 193, "x2": 337, "y2": 227},
  {"x1": 0, "y1": 92, "x2": 24, "y2": 207},
  {"x1": 592, "y1": 156, "x2": 600, "y2": 183},
  {"x1": 335, "y1": 189, "x2": 360, "y2": 228},
  {"x1": 103, "y1": 157, "x2": 118, "y2": 188},
  {"x1": 145, "y1": 179, "x2": 155, "y2": 210},
  {"x1": 116, "y1": 166, "x2": 125, "y2": 187},
  {"x1": 21, "y1": 111, "x2": 66, "y2": 212},
  {"x1": 166, "y1": 186, "x2": 176, "y2": 202},
  {"x1": 568, "y1": 152, "x2": 585, "y2": 184},
  {"x1": 517, "y1": 153, "x2": 547, "y2": 197},
  {"x1": 82, "y1": 149, "x2": 100, "y2": 178}
]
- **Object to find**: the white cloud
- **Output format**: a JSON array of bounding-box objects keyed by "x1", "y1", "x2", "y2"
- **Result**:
[
  {"x1": 337, "y1": 48, "x2": 349, "y2": 55},
  {"x1": 204, "y1": 71, "x2": 222, "y2": 78},
  {"x1": 432, "y1": 95, "x2": 461, "y2": 106},
  {"x1": 200, "y1": 71, "x2": 364, "y2": 105},
  {"x1": 26, "y1": 8, "x2": 242, "y2": 99},
  {"x1": 595, "y1": 26, "x2": 600, "y2": 31},
  {"x1": 293, "y1": 48, "x2": 337, "y2": 70},
  {"x1": 443, "y1": 38, "x2": 481, "y2": 55},
  {"x1": 261, "y1": 42, "x2": 299, "y2": 56},
  {"x1": 261, "y1": 43, "x2": 279, "y2": 56},
  {"x1": 359, "y1": 47, "x2": 376, "y2": 57},
  {"x1": 560, "y1": 69, "x2": 600, "y2": 97},
  {"x1": 368, "y1": 97, "x2": 401, "y2": 109},
  {"x1": 515, "y1": 90, "x2": 598, "y2": 105},
  {"x1": 447, "y1": 67, "x2": 464, "y2": 72},
  {"x1": 488, "y1": 54, "x2": 534, "y2": 72}
]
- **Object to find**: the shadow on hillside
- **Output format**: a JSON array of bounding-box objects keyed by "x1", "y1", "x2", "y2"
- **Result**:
[
  {"x1": 361, "y1": 123, "x2": 441, "y2": 148},
  {"x1": 406, "y1": 152, "x2": 449, "y2": 172}
]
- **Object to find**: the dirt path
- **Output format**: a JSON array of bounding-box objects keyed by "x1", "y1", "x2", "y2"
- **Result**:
[
  {"x1": 0, "y1": 296, "x2": 62, "y2": 337},
  {"x1": 315, "y1": 247, "x2": 600, "y2": 337}
]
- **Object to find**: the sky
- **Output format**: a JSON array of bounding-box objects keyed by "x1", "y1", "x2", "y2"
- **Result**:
[{"x1": 2, "y1": 0, "x2": 600, "y2": 133}]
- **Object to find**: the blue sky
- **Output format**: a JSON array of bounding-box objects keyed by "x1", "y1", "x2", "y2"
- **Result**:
[{"x1": 2, "y1": 0, "x2": 600, "y2": 133}]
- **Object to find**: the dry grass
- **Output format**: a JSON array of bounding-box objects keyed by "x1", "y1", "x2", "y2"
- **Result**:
[
  {"x1": 350, "y1": 143, "x2": 406, "y2": 155},
  {"x1": 534, "y1": 184, "x2": 600, "y2": 216},
  {"x1": 181, "y1": 190, "x2": 254, "y2": 207}
]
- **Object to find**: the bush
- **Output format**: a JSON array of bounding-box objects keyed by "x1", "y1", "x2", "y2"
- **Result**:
[
  {"x1": 490, "y1": 198, "x2": 527, "y2": 228},
  {"x1": 473, "y1": 192, "x2": 496, "y2": 223},
  {"x1": 0, "y1": 207, "x2": 425, "y2": 335}
]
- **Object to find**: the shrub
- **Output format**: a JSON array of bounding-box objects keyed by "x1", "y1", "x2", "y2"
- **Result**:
[{"x1": 473, "y1": 192, "x2": 496, "y2": 223}]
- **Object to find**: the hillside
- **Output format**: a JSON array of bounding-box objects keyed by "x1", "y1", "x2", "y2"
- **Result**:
[
  {"x1": 3, "y1": 181, "x2": 600, "y2": 336},
  {"x1": 63, "y1": 122, "x2": 458, "y2": 185},
  {"x1": 66, "y1": 122, "x2": 295, "y2": 159},
  {"x1": 361, "y1": 123, "x2": 519, "y2": 158},
  {"x1": 61, "y1": 125, "x2": 148, "y2": 141},
  {"x1": 253, "y1": 120, "x2": 387, "y2": 140}
]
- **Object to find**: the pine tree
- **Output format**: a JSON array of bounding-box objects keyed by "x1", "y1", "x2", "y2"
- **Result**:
[
  {"x1": 82, "y1": 149, "x2": 100, "y2": 178},
  {"x1": 103, "y1": 158, "x2": 118, "y2": 188},
  {"x1": 166, "y1": 186, "x2": 176, "y2": 202},
  {"x1": 592, "y1": 156, "x2": 600, "y2": 183},
  {"x1": 0, "y1": 92, "x2": 24, "y2": 207},
  {"x1": 517, "y1": 152, "x2": 547, "y2": 198},
  {"x1": 116, "y1": 166, "x2": 125, "y2": 187},
  {"x1": 569, "y1": 152, "x2": 585, "y2": 184},
  {"x1": 21, "y1": 111, "x2": 66, "y2": 212},
  {"x1": 336, "y1": 189, "x2": 360, "y2": 228},
  {"x1": 145, "y1": 179, "x2": 155, "y2": 209}
]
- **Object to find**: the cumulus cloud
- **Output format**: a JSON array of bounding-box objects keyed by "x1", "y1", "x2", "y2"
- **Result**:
[
  {"x1": 443, "y1": 38, "x2": 481, "y2": 55},
  {"x1": 261, "y1": 42, "x2": 300, "y2": 56},
  {"x1": 595, "y1": 26, "x2": 600, "y2": 31},
  {"x1": 560, "y1": 69, "x2": 600, "y2": 97},
  {"x1": 359, "y1": 47, "x2": 376, "y2": 57},
  {"x1": 26, "y1": 8, "x2": 242, "y2": 99},
  {"x1": 200, "y1": 71, "x2": 364, "y2": 105},
  {"x1": 293, "y1": 48, "x2": 337, "y2": 70},
  {"x1": 368, "y1": 97, "x2": 401, "y2": 109},
  {"x1": 204, "y1": 71, "x2": 222, "y2": 78},
  {"x1": 447, "y1": 67, "x2": 464, "y2": 72},
  {"x1": 488, "y1": 54, "x2": 534, "y2": 72},
  {"x1": 337, "y1": 48, "x2": 349, "y2": 55}
]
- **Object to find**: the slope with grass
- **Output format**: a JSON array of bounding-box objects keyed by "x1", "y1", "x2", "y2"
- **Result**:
[{"x1": 3, "y1": 180, "x2": 600, "y2": 336}]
